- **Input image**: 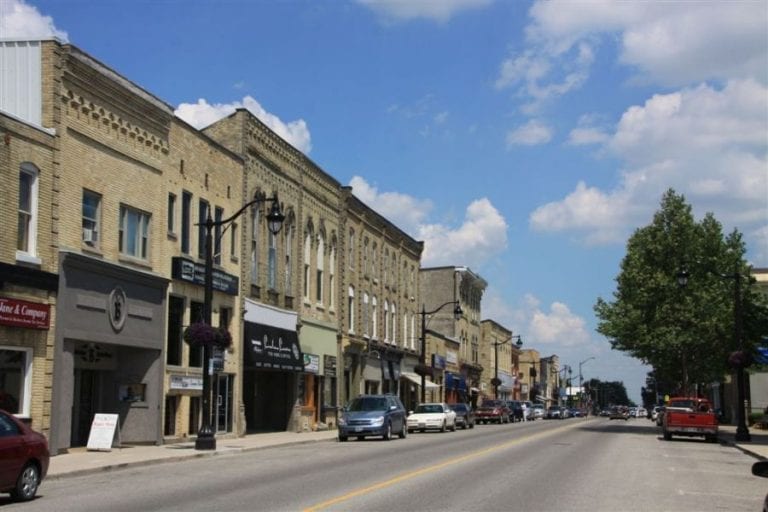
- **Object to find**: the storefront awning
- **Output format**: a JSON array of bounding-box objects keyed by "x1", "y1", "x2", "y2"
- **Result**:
[{"x1": 401, "y1": 371, "x2": 440, "y2": 389}]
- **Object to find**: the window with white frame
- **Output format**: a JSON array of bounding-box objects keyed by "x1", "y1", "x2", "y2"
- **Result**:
[
  {"x1": 82, "y1": 189, "x2": 101, "y2": 248},
  {"x1": 0, "y1": 347, "x2": 33, "y2": 416},
  {"x1": 363, "y1": 238, "x2": 369, "y2": 275},
  {"x1": 329, "y1": 244, "x2": 336, "y2": 309},
  {"x1": 17, "y1": 163, "x2": 38, "y2": 260},
  {"x1": 316, "y1": 234, "x2": 324, "y2": 304},
  {"x1": 410, "y1": 313, "x2": 416, "y2": 350},
  {"x1": 383, "y1": 300, "x2": 389, "y2": 342},
  {"x1": 181, "y1": 191, "x2": 192, "y2": 254},
  {"x1": 348, "y1": 286, "x2": 355, "y2": 333},
  {"x1": 214, "y1": 206, "x2": 223, "y2": 265},
  {"x1": 371, "y1": 296, "x2": 378, "y2": 339},
  {"x1": 119, "y1": 205, "x2": 150, "y2": 260},
  {"x1": 268, "y1": 230, "x2": 277, "y2": 290},
  {"x1": 303, "y1": 231, "x2": 312, "y2": 300},
  {"x1": 403, "y1": 315, "x2": 409, "y2": 349},
  {"x1": 250, "y1": 207, "x2": 260, "y2": 283},
  {"x1": 198, "y1": 199, "x2": 209, "y2": 259},
  {"x1": 372, "y1": 243, "x2": 378, "y2": 279},
  {"x1": 230, "y1": 222, "x2": 238, "y2": 261},
  {"x1": 363, "y1": 292, "x2": 369, "y2": 337}
]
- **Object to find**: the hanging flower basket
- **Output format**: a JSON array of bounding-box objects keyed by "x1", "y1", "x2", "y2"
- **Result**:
[
  {"x1": 728, "y1": 350, "x2": 753, "y2": 369},
  {"x1": 490, "y1": 377, "x2": 502, "y2": 387},
  {"x1": 183, "y1": 322, "x2": 232, "y2": 349},
  {"x1": 414, "y1": 363, "x2": 433, "y2": 378}
]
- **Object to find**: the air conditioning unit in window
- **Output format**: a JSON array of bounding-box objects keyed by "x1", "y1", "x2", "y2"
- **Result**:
[{"x1": 82, "y1": 227, "x2": 97, "y2": 244}]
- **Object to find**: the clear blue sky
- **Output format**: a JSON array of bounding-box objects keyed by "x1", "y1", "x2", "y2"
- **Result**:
[{"x1": 3, "y1": 0, "x2": 767, "y2": 403}]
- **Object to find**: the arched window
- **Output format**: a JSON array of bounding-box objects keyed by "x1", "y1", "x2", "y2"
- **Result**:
[
  {"x1": 383, "y1": 300, "x2": 390, "y2": 342},
  {"x1": 250, "y1": 205, "x2": 260, "y2": 282},
  {"x1": 348, "y1": 228, "x2": 355, "y2": 269},
  {"x1": 316, "y1": 233, "x2": 325, "y2": 304},
  {"x1": 329, "y1": 242, "x2": 336, "y2": 309},
  {"x1": 371, "y1": 296, "x2": 378, "y2": 339},
  {"x1": 363, "y1": 292, "x2": 370, "y2": 337},
  {"x1": 284, "y1": 219, "x2": 294, "y2": 294},
  {"x1": 347, "y1": 286, "x2": 355, "y2": 333},
  {"x1": 303, "y1": 230, "x2": 312, "y2": 300},
  {"x1": 391, "y1": 303, "x2": 397, "y2": 345},
  {"x1": 268, "y1": 230, "x2": 277, "y2": 290}
]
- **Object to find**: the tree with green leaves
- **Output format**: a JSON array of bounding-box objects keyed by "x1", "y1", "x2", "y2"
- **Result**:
[{"x1": 595, "y1": 189, "x2": 768, "y2": 395}]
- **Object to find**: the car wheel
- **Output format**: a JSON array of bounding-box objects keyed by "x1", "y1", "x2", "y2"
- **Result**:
[
  {"x1": 11, "y1": 463, "x2": 39, "y2": 502},
  {"x1": 469, "y1": 422, "x2": 474, "y2": 429},
  {"x1": 663, "y1": 430, "x2": 672, "y2": 440},
  {"x1": 450, "y1": 420, "x2": 456, "y2": 432},
  {"x1": 357, "y1": 436, "x2": 365, "y2": 441},
  {"x1": 338, "y1": 434, "x2": 348, "y2": 442},
  {"x1": 382, "y1": 422, "x2": 392, "y2": 441},
  {"x1": 420, "y1": 428, "x2": 426, "y2": 433},
  {"x1": 440, "y1": 421, "x2": 446, "y2": 433},
  {"x1": 399, "y1": 422, "x2": 407, "y2": 439}
]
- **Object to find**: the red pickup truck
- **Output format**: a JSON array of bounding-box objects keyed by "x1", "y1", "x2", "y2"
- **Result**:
[{"x1": 661, "y1": 397, "x2": 718, "y2": 443}]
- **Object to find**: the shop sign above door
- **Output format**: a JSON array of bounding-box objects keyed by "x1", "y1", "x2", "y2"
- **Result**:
[{"x1": 0, "y1": 296, "x2": 50, "y2": 329}]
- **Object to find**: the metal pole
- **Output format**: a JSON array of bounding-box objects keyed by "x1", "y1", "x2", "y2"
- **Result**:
[
  {"x1": 420, "y1": 305, "x2": 426, "y2": 404},
  {"x1": 196, "y1": 212, "x2": 216, "y2": 450},
  {"x1": 734, "y1": 266, "x2": 751, "y2": 442},
  {"x1": 494, "y1": 342, "x2": 499, "y2": 399}
]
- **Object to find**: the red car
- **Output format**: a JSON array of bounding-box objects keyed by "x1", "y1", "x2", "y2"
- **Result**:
[
  {"x1": 0, "y1": 409, "x2": 49, "y2": 501},
  {"x1": 475, "y1": 400, "x2": 511, "y2": 424}
]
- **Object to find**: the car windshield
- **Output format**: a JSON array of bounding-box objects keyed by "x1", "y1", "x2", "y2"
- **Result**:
[
  {"x1": 449, "y1": 404, "x2": 466, "y2": 411},
  {"x1": 481, "y1": 401, "x2": 502, "y2": 407},
  {"x1": 415, "y1": 404, "x2": 444, "y2": 413},
  {"x1": 348, "y1": 397, "x2": 388, "y2": 412}
]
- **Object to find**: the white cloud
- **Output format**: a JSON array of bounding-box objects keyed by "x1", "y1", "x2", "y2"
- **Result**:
[
  {"x1": 175, "y1": 96, "x2": 312, "y2": 154},
  {"x1": 531, "y1": 80, "x2": 768, "y2": 260},
  {"x1": 0, "y1": 0, "x2": 68, "y2": 41},
  {"x1": 349, "y1": 176, "x2": 433, "y2": 234},
  {"x1": 498, "y1": 1, "x2": 767, "y2": 111},
  {"x1": 349, "y1": 177, "x2": 508, "y2": 269},
  {"x1": 357, "y1": 0, "x2": 492, "y2": 24},
  {"x1": 506, "y1": 119, "x2": 553, "y2": 146}
]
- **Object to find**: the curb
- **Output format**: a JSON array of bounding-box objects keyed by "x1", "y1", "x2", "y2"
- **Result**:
[{"x1": 46, "y1": 435, "x2": 336, "y2": 481}]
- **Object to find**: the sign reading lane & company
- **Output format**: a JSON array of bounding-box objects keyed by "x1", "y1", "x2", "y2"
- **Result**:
[{"x1": 0, "y1": 297, "x2": 50, "y2": 329}]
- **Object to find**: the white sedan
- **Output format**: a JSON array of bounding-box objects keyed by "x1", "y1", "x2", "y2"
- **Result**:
[{"x1": 407, "y1": 403, "x2": 457, "y2": 433}]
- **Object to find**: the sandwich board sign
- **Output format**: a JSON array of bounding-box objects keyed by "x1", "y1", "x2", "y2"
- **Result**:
[{"x1": 86, "y1": 413, "x2": 121, "y2": 451}]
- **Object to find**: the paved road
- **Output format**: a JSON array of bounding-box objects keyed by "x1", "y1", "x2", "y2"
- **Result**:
[{"x1": 3, "y1": 418, "x2": 765, "y2": 511}]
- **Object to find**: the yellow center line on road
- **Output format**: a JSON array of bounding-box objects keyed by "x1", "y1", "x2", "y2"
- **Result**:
[{"x1": 303, "y1": 420, "x2": 590, "y2": 512}]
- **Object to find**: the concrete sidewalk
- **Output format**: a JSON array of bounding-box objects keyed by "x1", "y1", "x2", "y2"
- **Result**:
[
  {"x1": 46, "y1": 430, "x2": 338, "y2": 480},
  {"x1": 46, "y1": 423, "x2": 768, "y2": 480}
]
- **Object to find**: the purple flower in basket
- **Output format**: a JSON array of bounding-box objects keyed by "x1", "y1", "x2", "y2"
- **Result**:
[{"x1": 183, "y1": 322, "x2": 232, "y2": 349}]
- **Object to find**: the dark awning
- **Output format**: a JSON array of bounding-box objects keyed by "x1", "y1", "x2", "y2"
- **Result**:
[{"x1": 243, "y1": 321, "x2": 303, "y2": 372}]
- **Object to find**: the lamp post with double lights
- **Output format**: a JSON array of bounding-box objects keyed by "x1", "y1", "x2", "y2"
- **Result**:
[
  {"x1": 491, "y1": 335, "x2": 523, "y2": 400},
  {"x1": 678, "y1": 264, "x2": 751, "y2": 442},
  {"x1": 195, "y1": 192, "x2": 284, "y2": 450},
  {"x1": 557, "y1": 365, "x2": 571, "y2": 406},
  {"x1": 578, "y1": 357, "x2": 596, "y2": 408},
  {"x1": 417, "y1": 301, "x2": 463, "y2": 403}
]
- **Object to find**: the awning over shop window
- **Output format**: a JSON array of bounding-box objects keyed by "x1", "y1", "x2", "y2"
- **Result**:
[{"x1": 401, "y1": 371, "x2": 440, "y2": 389}]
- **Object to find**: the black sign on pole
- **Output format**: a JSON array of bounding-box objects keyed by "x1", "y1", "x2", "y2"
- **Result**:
[{"x1": 171, "y1": 257, "x2": 239, "y2": 295}]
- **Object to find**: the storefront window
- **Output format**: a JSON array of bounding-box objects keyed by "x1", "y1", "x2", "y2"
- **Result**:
[{"x1": 0, "y1": 347, "x2": 31, "y2": 416}]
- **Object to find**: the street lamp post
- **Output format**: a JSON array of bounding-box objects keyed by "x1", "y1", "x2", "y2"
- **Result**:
[
  {"x1": 418, "y1": 301, "x2": 463, "y2": 403},
  {"x1": 195, "y1": 192, "x2": 284, "y2": 451},
  {"x1": 557, "y1": 365, "x2": 570, "y2": 406},
  {"x1": 578, "y1": 357, "x2": 595, "y2": 409},
  {"x1": 678, "y1": 263, "x2": 751, "y2": 442},
  {"x1": 492, "y1": 335, "x2": 523, "y2": 400}
]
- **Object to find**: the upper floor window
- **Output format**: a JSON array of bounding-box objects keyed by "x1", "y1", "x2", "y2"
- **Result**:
[
  {"x1": 17, "y1": 163, "x2": 38, "y2": 259},
  {"x1": 316, "y1": 234, "x2": 325, "y2": 304},
  {"x1": 268, "y1": 231, "x2": 278, "y2": 290},
  {"x1": 82, "y1": 189, "x2": 101, "y2": 248},
  {"x1": 181, "y1": 191, "x2": 192, "y2": 254},
  {"x1": 250, "y1": 206, "x2": 260, "y2": 283},
  {"x1": 384, "y1": 300, "x2": 389, "y2": 342},
  {"x1": 167, "y1": 193, "x2": 176, "y2": 235},
  {"x1": 119, "y1": 205, "x2": 150, "y2": 260},
  {"x1": 371, "y1": 243, "x2": 378, "y2": 279},
  {"x1": 285, "y1": 223, "x2": 294, "y2": 294},
  {"x1": 391, "y1": 304, "x2": 397, "y2": 345},
  {"x1": 371, "y1": 295, "x2": 378, "y2": 339},
  {"x1": 303, "y1": 232, "x2": 312, "y2": 300},
  {"x1": 329, "y1": 244, "x2": 336, "y2": 310},
  {"x1": 348, "y1": 228, "x2": 355, "y2": 269},
  {"x1": 214, "y1": 206, "x2": 223, "y2": 265},
  {"x1": 230, "y1": 222, "x2": 238, "y2": 261},
  {"x1": 363, "y1": 238, "x2": 369, "y2": 275},
  {"x1": 348, "y1": 286, "x2": 355, "y2": 334},
  {"x1": 198, "y1": 199, "x2": 209, "y2": 259}
]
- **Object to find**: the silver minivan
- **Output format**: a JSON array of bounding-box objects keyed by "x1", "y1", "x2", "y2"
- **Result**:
[{"x1": 338, "y1": 395, "x2": 408, "y2": 442}]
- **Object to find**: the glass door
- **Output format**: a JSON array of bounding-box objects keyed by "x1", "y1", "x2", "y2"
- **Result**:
[{"x1": 215, "y1": 374, "x2": 233, "y2": 433}]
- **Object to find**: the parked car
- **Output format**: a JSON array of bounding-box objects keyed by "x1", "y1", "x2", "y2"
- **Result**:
[
  {"x1": 752, "y1": 460, "x2": 768, "y2": 512},
  {"x1": 546, "y1": 406, "x2": 562, "y2": 419},
  {"x1": 407, "y1": 403, "x2": 457, "y2": 433},
  {"x1": 506, "y1": 401, "x2": 525, "y2": 422},
  {"x1": 560, "y1": 407, "x2": 572, "y2": 419},
  {"x1": 635, "y1": 407, "x2": 647, "y2": 418},
  {"x1": 475, "y1": 400, "x2": 511, "y2": 424},
  {"x1": 662, "y1": 397, "x2": 718, "y2": 442},
  {"x1": 0, "y1": 409, "x2": 49, "y2": 501},
  {"x1": 651, "y1": 406, "x2": 663, "y2": 422},
  {"x1": 448, "y1": 403, "x2": 475, "y2": 429},
  {"x1": 338, "y1": 395, "x2": 408, "y2": 441},
  {"x1": 609, "y1": 406, "x2": 629, "y2": 420},
  {"x1": 532, "y1": 404, "x2": 545, "y2": 419}
]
